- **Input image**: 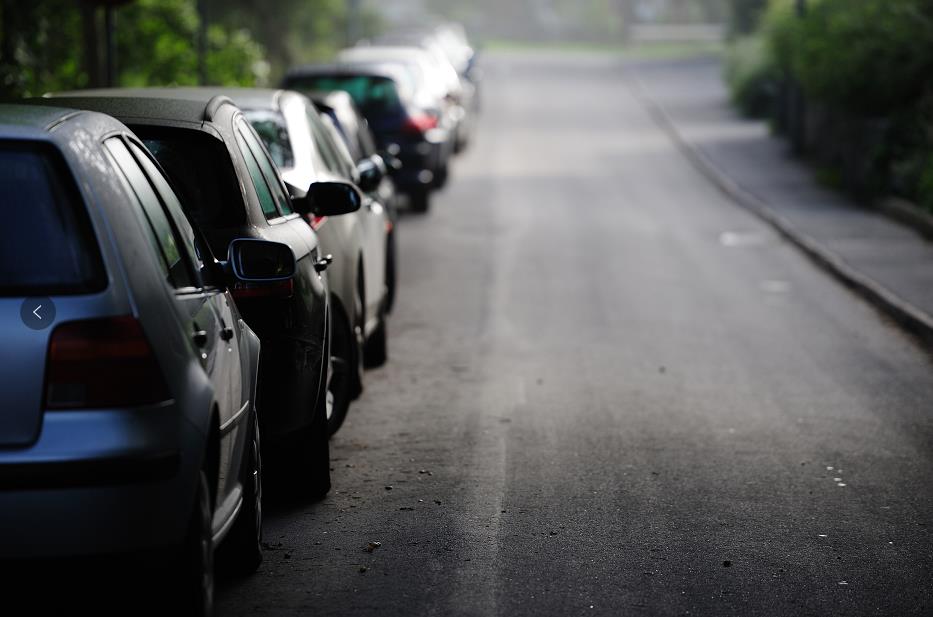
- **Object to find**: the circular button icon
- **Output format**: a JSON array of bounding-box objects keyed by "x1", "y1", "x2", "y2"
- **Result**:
[{"x1": 21, "y1": 297, "x2": 56, "y2": 331}]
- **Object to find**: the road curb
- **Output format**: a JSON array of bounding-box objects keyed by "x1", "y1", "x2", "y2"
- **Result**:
[
  {"x1": 629, "y1": 74, "x2": 933, "y2": 350},
  {"x1": 878, "y1": 196, "x2": 933, "y2": 242}
]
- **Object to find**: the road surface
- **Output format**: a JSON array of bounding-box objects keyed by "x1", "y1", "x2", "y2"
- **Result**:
[{"x1": 218, "y1": 52, "x2": 933, "y2": 616}]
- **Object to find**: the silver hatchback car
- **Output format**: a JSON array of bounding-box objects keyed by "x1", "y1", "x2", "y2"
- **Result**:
[{"x1": 0, "y1": 104, "x2": 293, "y2": 614}]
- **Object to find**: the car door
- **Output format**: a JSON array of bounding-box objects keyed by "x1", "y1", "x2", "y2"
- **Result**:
[
  {"x1": 104, "y1": 136, "x2": 245, "y2": 500},
  {"x1": 321, "y1": 114, "x2": 388, "y2": 325},
  {"x1": 126, "y1": 139, "x2": 251, "y2": 433},
  {"x1": 233, "y1": 118, "x2": 313, "y2": 258}
]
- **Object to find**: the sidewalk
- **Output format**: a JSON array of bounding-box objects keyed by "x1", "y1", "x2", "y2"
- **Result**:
[{"x1": 630, "y1": 57, "x2": 933, "y2": 347}]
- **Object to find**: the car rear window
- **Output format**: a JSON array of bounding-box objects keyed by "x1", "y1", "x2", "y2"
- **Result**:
[
  {"x1": 285, "y1": 75, "x2": 405, "y2": 117},
  {"x1": 133, "y1": 125, "x2": 246, "y2": 236},
  {"x1": 245, "y1": 110, "x2": 295, "y2": 170},
  {"x1": 0, "y1": 141, "x2": 105, "y2": 296}
]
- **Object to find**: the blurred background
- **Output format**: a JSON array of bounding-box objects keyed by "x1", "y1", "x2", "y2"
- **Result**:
[
  {"x1": 2, "y1": 0, "x2": 932, "y2": 218},
  {"x1": 0, "y1": 0, "x2": 734, "y2": 93}
]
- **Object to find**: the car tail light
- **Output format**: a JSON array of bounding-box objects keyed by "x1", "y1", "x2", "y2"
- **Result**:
[
  {"x1": 403, "y1": 113, "x2": 439, "y2": 135},
  {"x1": 231, "y1": 279, "x2": 295, "y2": 300},
  {"x1": 45, "y1": 316, "x2": 171, "y2": 409},
  {"x1": 310, "y1": 215, "x2": 327, "y2": 231}
]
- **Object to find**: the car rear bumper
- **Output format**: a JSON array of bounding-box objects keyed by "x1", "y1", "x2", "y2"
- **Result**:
[
  {"x1": 392, "y1": 141, "x2": 445, "y2": 193},
  {"x1": 0, "y1": 404, "x2": 201, "y2": 559}
]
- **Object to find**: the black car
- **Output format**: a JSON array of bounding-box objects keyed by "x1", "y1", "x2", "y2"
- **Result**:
[
  {"x1": 283, "y1": 63, "x2": 445, "y2": 213},
  {"x1": 36, "y1": 89, "x2": 361, "y2": 496}
]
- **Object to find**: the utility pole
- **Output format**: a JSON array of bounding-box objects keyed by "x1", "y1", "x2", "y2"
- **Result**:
[
  {"x1": 104, "y1": 5, "x2": 116, "y2": 86},
  {"x1": 82, "y1": 0, "x2": 133, "y2": 87},
  {"x1": 347, "y1": 0, "x2": 361, "y2": 47},
  {"x1": 197, "y1": 0, "x2": 208, "y2": 85},
  {"x1": 790, "y1": 0, "x2": 807, "y2": 153},
  {"x1": 619, "y1": 0, "x2": 636, "y2": 46},
  {"x1": 80, "y1": 3, "x2": 102, "y2": 88}
]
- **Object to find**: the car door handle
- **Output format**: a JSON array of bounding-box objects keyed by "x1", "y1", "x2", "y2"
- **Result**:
[
  {"x1": 192, "y1": 329, "x2": 209, "y2": 347},
  {"x1": 220, "y1": 327, "x2": 234, "y2": 342},
  {"x1": 314, "y1": 254, "x2": 334, "y2": 273}
]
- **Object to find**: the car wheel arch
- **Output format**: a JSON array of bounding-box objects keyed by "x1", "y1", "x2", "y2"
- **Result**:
[{"x1": 204, "y1": 405, "x2": 221, "y2": 511}]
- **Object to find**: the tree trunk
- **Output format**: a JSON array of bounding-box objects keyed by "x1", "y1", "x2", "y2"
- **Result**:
[{"x1": 81, "y1": 3, "x2": 102, "y2": 88}]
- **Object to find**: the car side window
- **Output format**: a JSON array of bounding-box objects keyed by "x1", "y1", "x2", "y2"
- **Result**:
[
  {"x1": 306, "y1": 109, "x2": 346, "y2": 176},
  {"x1": 303, "y1": 110, "x2": 332, "y2": 174},
  {"x1": 237, "y1": 120, "x2": 294, "y2": 217},
  {"x1": 105, "y1": 138, "x2": 196, "y2": 290},
  {"x1": 235, "y1": 128, "x2": 279, "y2": 220},
  {"x1": 126, "y1": 140, "x2": 221, "y2": 289}
]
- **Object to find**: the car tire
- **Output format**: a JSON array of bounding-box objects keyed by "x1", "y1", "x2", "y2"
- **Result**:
[
  {"x1": 304, "y1": 391, "x2": 332, "y2": 499},
  {"x1": 326, "y1": 302, "x2": 356, "y2": 437},
  {"x1": 385, "y1": 228, "x2": 397, "y2": 315},
  {"x1": 434, "y1": 164, "x2": 449, "y2": 189},
  {"x1": 454, "y1": 133, "x2": 469, "y2": 154},
  {"x1": 364, "y1": 306, "x2": 388, "y2": 368},
  {"x1": 409, "y1": 190, "x2": 430, "y2": 213},
  {"x1": 217, "y1": 410, "x2": 263, "y2": 575},
  {"x1": 174, "y1": 469, "x2": 214, "y2": 617}
]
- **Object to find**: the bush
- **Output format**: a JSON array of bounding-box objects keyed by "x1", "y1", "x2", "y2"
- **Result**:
[
  {"x1": 765, "y1": 0, "x2": 933, "y2": 117},
  {"x1": 724, "y1": 34, "x2": 778, "y2": 117},
  {"x1": 753, "y1": 0, "x2": 933, "y2": 209}
]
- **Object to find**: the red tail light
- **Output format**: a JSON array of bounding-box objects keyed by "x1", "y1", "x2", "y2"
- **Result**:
[
  {"x1": 231, "y1": 279, "x2": 295, "y2": 300},
  {"x1": 45, "y1": 316, "x2": 171, "y2": 409},
  {"x1": 403, "y1": 114, "x2": 439, "y2": 135},
  {"x1": 310, "y1": 215, "x2": 327, "y2": 230}
]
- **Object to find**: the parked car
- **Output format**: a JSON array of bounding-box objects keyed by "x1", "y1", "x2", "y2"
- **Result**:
[
  {"x1": 337, "y1": 45, "x2": 460, "y2": 183},
  {"x1": 0, "y1": 103, "x2": 299, "y2": 613},
  {"x1": 230, "y1": 88, "x2": 390, "y2": 435},
  {"x1": 283, "y1": 63, "x2": 443, "y2": 212},
  {"x1": 37, "y1": 89, "x2": 361, "y2": 495},
  {"x1": 371, "y1": 28, "x2": 478, "y2": 150},
  {"x1": 309, "y1": 89, "x2": 399, "y2": 314}
]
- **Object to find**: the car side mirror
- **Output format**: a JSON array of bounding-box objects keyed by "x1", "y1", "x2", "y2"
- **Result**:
[
  {"x1": 356, "y1": 155, "x2": 386, "y2": 192},
  {"x1": 226, "y1": 238, "x2": 296, "y2": 281},
  {"x1": 291, "y1": 181, "x2": 363, "y2": 217},
  {"x1": 378, "y1": 149, "x2": 403, "y2": 172}
]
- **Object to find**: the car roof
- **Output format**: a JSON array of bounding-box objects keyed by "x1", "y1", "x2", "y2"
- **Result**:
[
  {"x1": 285, "y1": 62, "x2": 408, "y2": 82},
  {"x1": 339, "y1": 45, "x2": 429, "y2": 60},
  {"x1": 43, "y1": 88, "x2": 241, "y2": 124},
  {"x1": 0, "y1": 102, "x2": 133, "y2": 145},
  {"x1": 213, "y1": 88, "x2": 289, "y2": 111},
  {"x1": 306, "y1": 89, "x2": 352, "y2": 109},
  {"x1": 0, "y1": 104, "x2": 81, "y2": 131}
]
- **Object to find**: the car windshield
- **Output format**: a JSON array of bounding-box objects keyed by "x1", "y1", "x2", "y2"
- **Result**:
[
  {"x1": 244, "y1": 110, "x2": 295, "y2": 170},
  {"x1": 0, "y1": 141, "x2": 105, "y2": 296},
  {"x1": 286, "y1": 75, "x2": 405, "y2": 116},
  {"x1": 134, "y1": 126, "x2": 246, "y2": 255}
]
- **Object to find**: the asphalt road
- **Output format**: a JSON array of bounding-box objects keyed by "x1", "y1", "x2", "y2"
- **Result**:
[{"x1": 218, "y1": 52, "x2": 933, "y2": 616}]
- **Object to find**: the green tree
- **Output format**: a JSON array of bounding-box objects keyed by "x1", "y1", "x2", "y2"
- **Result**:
[
  {"x1": 0, "y1": 0, "x2": 85, "y2": 98},
  {"x1": 117, "y1": 0, "x2": 264, "y2": 86}
]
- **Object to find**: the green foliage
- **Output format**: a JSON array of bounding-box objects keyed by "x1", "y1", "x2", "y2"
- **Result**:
[
  {"x1": 117, "y1": 0, "x2": 265, "y2": 87},
  {"x1": 0, "y1": 0, "x2": 352, "y2": 98},
  {"x1": 765, "y1": 0, "x2": 933, "y2": 116},
  {"x1": 0, "y1": 0, "x2": 86, "y2": 98},
  {"x1": 116, "y1": 0, "x2": 200, "y2": 87},
  {"x1": 751, "y1": 0, "x2": 933, "y2": 208},
  {"x1": 724, "y1": 34, "x2": 777, "y2": 117},
  {"x1": 799, "y1": 0, "x2": 931, "y2": 116},
  {"x1": 728, "y1": 0, "x2": 768, "y2": 36},
  {"x1": 204, "y1": 0, "x2": 350, "y2": 83}
]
